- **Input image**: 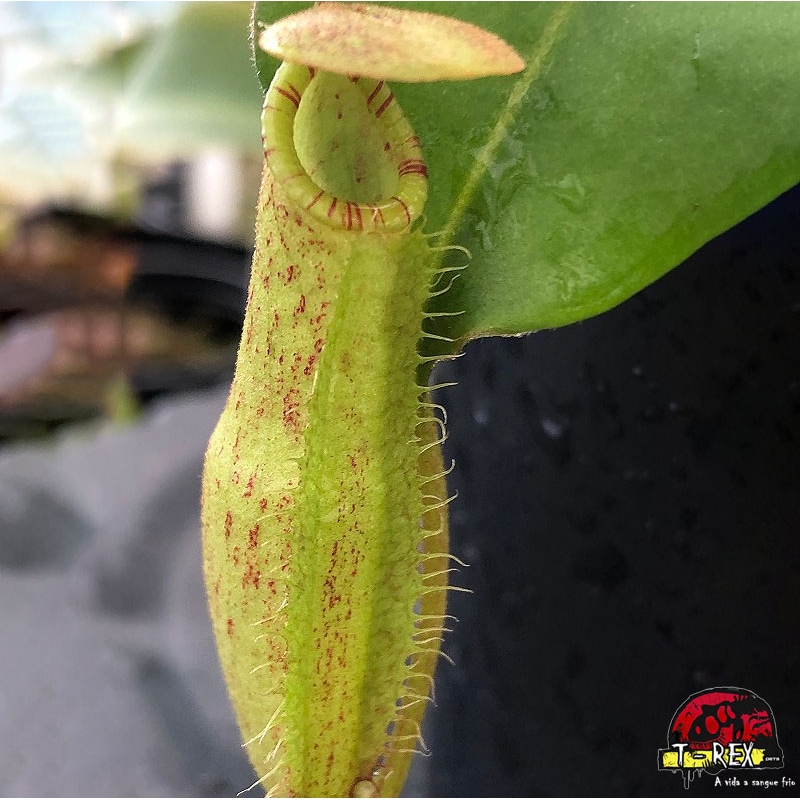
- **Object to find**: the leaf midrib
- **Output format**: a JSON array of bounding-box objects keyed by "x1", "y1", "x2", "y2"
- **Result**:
[{"x1": 440, "y1": 2, "x2": 575, "y2": 249}]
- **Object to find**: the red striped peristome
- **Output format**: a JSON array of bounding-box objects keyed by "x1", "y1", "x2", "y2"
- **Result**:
[{"x1": 261, "y1": 62, "x2": 428, "y2": 233}]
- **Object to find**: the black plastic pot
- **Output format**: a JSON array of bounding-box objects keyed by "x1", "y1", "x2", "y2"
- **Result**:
[{"x1": 422, "y1": 183, "x2": 800, "y2": 797}]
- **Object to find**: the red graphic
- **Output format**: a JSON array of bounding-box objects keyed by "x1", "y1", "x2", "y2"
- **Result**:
[
  {"x1": 672, "y1": 689, "x2": 776, "y2": 750},
  {"x1": 659, "y1": 687, "x2": 784, "y2": 788}
]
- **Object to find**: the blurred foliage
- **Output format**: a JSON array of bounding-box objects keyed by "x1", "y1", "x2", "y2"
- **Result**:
[
  {"x1": 0, "y1": 3, "x2": 259, "y2": 439},
  {"x1": 0, "y1": 1, "x2": 260, "y2": 207}
]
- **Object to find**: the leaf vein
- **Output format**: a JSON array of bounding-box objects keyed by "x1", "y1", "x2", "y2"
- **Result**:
[{"x1": 441, "y1": 2, "x2": 575, "y2": 247}]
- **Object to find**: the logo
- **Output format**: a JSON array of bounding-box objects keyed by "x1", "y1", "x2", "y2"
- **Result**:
[{"x1": 658, "y1": 687, "x2": 784, "y2": 788}]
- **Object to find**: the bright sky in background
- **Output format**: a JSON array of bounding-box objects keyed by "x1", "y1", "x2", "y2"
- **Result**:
[{"x1": 0, "y1": 2, "x2": 177, "y2": 202}]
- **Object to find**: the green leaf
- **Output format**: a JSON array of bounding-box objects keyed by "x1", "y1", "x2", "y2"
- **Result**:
[
  {"x1": 114, "y1": 2, "x2": 264, "y2": 158},
  {"x1": 254, "y1": 2, "x2": 800, "y2": 349}
]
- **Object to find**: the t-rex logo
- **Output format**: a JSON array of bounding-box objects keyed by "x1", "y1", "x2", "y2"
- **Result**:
[{"x1": 658, "y1": 687, "x2": 784, "y2": 788}]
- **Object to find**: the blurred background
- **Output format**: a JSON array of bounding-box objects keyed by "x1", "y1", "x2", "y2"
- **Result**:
[
  {"x1": 0, "y1": 2, "x2": 266, "y2": 795},
  {"x1": 0, "y1": 1, "x2": 797, "y2": 797},
  {"x1": 0, "y1": 1, "x2": 261, "y2": 440}
]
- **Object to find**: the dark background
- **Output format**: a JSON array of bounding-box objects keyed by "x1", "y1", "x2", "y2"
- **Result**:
[{"x1": 420, "y1": 182, "x2": 799, "y2": 796}]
